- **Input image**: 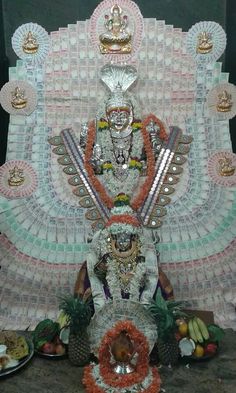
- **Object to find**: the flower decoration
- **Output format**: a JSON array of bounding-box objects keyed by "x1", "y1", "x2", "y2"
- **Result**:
[
  {"x1": 206, "y1": 82, "x2": 236, "y2": 120},
  {"x1": 102, "y1": 162, "x2": 113, "y2": 171},
  {"x1": 0, "y1": 80, "x2": 37, "y2": 116},
  {"x1": 129, "y1": 158, "x2": 143, "y2": 171},
  {"x1": 83, "y1": 320, "x2": 161, "y2": 393},
  {"x1": 11, "y1": 23, "x2": 50, "y2": 65},
  {"x1": 114, "y1": 193, "x2": 130, "y2": 206},
  {"x1": 105, "y1": 213, "x2": 140, "y2": 229},
  {"x1": 186, "y1": 21, "x2": 226, "y2": 64},
  {"x1": 84, "y1": 119, "x2": 155, "y2": 211},
  {"x1": 0, "y1": 160, "x2": 38, "y2": 199}
]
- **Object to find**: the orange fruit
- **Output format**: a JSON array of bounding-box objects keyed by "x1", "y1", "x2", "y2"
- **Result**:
[
  {"x1": 193, "y1": 344, "x2": 204, "y2": 358},
  {"x1": 178, "y1": 322, "x2": 188, "y2": 337}
]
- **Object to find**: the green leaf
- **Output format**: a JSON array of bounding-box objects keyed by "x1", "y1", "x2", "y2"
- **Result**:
[{"x1": 207, "y1": 324, "x2": 225, "y2": 342}]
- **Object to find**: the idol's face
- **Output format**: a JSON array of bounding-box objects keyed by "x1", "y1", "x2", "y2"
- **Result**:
[
  {"x1": 107, "y1": 107, "x2": 131, "y2": 133},
  {"x1": 113, "y1": 233, "x2": 132, "y2": 252}
]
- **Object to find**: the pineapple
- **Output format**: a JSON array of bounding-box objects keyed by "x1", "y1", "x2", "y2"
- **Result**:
[
  {"x1": 149, "y1": 288, "x2": 186, "y2": 366},
  {"x1": 59, "y1": 294, "x2": 92, "y2": 366}
]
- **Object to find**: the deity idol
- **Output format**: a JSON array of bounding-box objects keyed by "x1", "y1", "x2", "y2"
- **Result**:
[
  {"x1": 99, "y1": 4, "x2": 132, "y2": 53},
  {"x1": 50, "y1": 63, "x2": 190, "y2": 314}
]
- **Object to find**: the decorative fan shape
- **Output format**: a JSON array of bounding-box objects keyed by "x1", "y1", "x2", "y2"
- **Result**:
[
  {"x1": 206, "y1": 82, "x2": 236, "y2": 120},
  {"x1": 0, "y1": 160, "x2": 38, "y2": 199},
  {"x1": 12, "y1": 22, "x2": 50, "y2": 64},
  {"x1": 208, "y1": 151, "x2": 236, "y2": 187},
  {"x1": 88, "y1": 299, "x2": 157, "y2": 355},
  {"x1": 186, "y1": 21, "x2": 226, "y2": 63},
  {"x1": 0, "y1": 80, "x2": 37, "y2": 115}
]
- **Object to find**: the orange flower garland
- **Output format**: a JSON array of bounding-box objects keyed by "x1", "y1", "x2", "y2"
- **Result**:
[
  {"x1": 131, "y1": 118, "x2": 156, "y2": 211},
  {"x1": 83, "y1": 365, "x2": 161, "y2": 393},
  {"x1": 105, "y1": 214, "x2": 141, "y2": 228},
  {"x1": 98, "y1": 320, "x2": 149, "y2": 388},
  {"x1": 83, "y1": 320, "x2": 161, "y2": 393},
  {"x1": 84, "y1": 118, "x2": 157, "y2": 212}
]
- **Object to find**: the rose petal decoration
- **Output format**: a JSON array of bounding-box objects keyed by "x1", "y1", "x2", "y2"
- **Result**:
[
  {"x1": 0, "y1": 160, "x2": 38, "y2": 199},
  {"x1": 0, "y1": 80, "x2": 37, "y2": 116},
  {"x1": 12, "y1": 22, "x2": 50, "y2": 65},
  {"x1": 186, "y1": 21, "x2": 226, "y2": 64}
]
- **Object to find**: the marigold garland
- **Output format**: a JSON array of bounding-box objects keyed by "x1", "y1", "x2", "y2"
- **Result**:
[
  {"x1": 98, "y1": 320, "x2": 149, "y2": 388},
  {"x1": 84, "y1": 118, "x2": 157, "y2": 212},
  {"x1": 105, "y1": 214, "x2": 140, "y2": 228},
  {"x1": 83, "y1": 364, "x2": 161, "y2": 393}
]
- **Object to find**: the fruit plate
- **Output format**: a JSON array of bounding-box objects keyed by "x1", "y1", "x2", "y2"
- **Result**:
[
  {"x1": 0, "y1": 336, "x2": 34, "y2": 378},
  {"x1": 184, "y1": 347, "x2": 218, "y2": 362},
  {"x1": 34, "y1": 348, "x2": 67, "y2": 360}
]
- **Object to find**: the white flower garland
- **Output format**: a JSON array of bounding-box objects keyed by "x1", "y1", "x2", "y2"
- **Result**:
[{"x1": 106, "y1": 256, "x2": 146, "y2": 301}]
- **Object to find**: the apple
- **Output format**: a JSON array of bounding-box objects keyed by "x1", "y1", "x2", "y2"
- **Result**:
[
  {"x1": 41, "y1": 342, "x2": 56, "y2": 354},
  {"x1": 55, "y1": 344, "x2": 66, "y2": 355},
  {"x1": 204, "y1": 343, "x2": 217, "y2": 355}
]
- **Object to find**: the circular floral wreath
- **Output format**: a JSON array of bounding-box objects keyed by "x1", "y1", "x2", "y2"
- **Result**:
[
  {"x1": 83, "y1": 320, "x2": 161, "y2": 393},
  {"x1": 98, "y1": 320, "x2": 149, "y2": 388}
]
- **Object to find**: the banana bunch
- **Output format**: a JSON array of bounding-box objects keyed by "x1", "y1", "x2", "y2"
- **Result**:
[
  {"x1": 56, "y1": 311, "x2": 69, "y2": 329},
  {"x1": 188, "y1": 317, "x2": 209, "y2": 343}
]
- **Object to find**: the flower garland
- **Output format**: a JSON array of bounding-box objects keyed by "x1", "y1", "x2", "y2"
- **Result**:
[
  {"x1": 106, "y1": 255, "x2": 146, "y2": 301},
  {"x1": 99, "y1": 320, "x2": 149, "y2": 387},
  {"x1": 84, "y1": 120, "x2": 114, "y2": 209},
  {"x1": 105, "y1": 214, "x2": 140, "y2": 228},
  {"x1": 83, "y1": 365, "x2": 161, "y2": 393},
  {"x1": 84, "y1": 119, "x2": 156, "y2": 211},
  {"x1": 83, "y1": 320, "x2": 161, "y2": 393},
  {"x1": 131, "y1": 116, "x2": 156, "y2": 211}
]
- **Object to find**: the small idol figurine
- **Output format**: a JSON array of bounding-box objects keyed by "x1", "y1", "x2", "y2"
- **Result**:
[
  {"x1": 217, "y1": 90, "x2": 233, "y2": 112},
  {"x1": 11, "y1": 87, "x2": 27, "y2": 109},
  {"x1": 8, "y1": 166, "x2": 25, "y2": 186},
  {"x1": 22, "y1": 31, "x2": 39, "y2": 54},
  {"x1": 99, "y1": 4, "x2": 131, "y2": 54},
  {"x1": 197, "y1": 31, "x2": 213, "y2": 54},
  {"x1": 218, "y1": 156, "x2": 235, "y2": 177}
]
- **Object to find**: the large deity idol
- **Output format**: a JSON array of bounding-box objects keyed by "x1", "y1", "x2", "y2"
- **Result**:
[{"x1": 49, "y1": 64, "x2": 191, "y2": 309}]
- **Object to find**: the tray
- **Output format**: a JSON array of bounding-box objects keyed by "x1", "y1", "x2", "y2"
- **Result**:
[{"x1": 0, "y1": 336, "x2": 34, "y2": 378}]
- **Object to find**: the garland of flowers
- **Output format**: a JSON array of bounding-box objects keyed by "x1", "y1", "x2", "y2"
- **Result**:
[
  {"x1": 100, "y1": 320, "x2": 149, "y2": 387},
  {"x1": 83, "y1": 365, "x2": 161, "y2": 393},
  {"x1": 105, "y1": 214, "x2": 140, "y2": 228},
  {"x1": 83, "y1": 320, "x2": 161, "y2": 393},
  {"x1": 84, "y1": 119, "x2": 156, "y2": 211},
  {"x1": 131, "y1": 116, "x2": 156, "y2": 211},
  {"x1": 84, "y1": 120, "x2": 114, "y2": 209},
  {"x1": 106, "y1": 255, "x2": 146, "y2": 301}
]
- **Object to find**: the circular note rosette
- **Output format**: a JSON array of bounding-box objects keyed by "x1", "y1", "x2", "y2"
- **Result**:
[
  {"x1": 208, "y1": 151, "x2": 236, "y2": 187},
  {"x1": 186, "y1": 21, "x2": 226, "y2": 64},
  {"x1": 12, "y1": 22, "x2": 50, "y2": 65},
  {"x1": 88, "y1": 299, "x2": 157, "y2": 355},
  {"x1": 206, "y1": 83, "x2": 236, "y2": 120},
  {"x1": 89, "y1": 0, "x2": 144, "y2": 63},
  {"x1": 0, "y1": 160, "x2": 38, "y2": 199},
  {"x1": 0, "y1": 80, "x2": 37, "y2": 116}
]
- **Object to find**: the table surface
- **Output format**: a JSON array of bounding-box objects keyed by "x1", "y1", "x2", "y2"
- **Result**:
[{"x1": 1, "y1": 329, "x2": 236, "y2": 393}]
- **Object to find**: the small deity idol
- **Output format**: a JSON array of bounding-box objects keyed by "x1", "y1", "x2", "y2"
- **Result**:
[
  {"x1": 197, "y1": 31, "x2": 213, "y2": 54},
  {"x1": 11, "y1": 87, "x2": 27, "y2": 109},
  {"x1": 8, "y1": 166, "x2": 25, "y2": 186},
  {"x1": 217, "y1": 90, "x2": 232, "y2": 112},
  {"x1": 99, "y1": 4, "x2": 131, "y2": 54},
  {"x1": 218, "y1": 156, "x2": 235, "y2": 177},
  {"x1": 22, "y1": 31, "x2": 39, "y2": 54}
]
